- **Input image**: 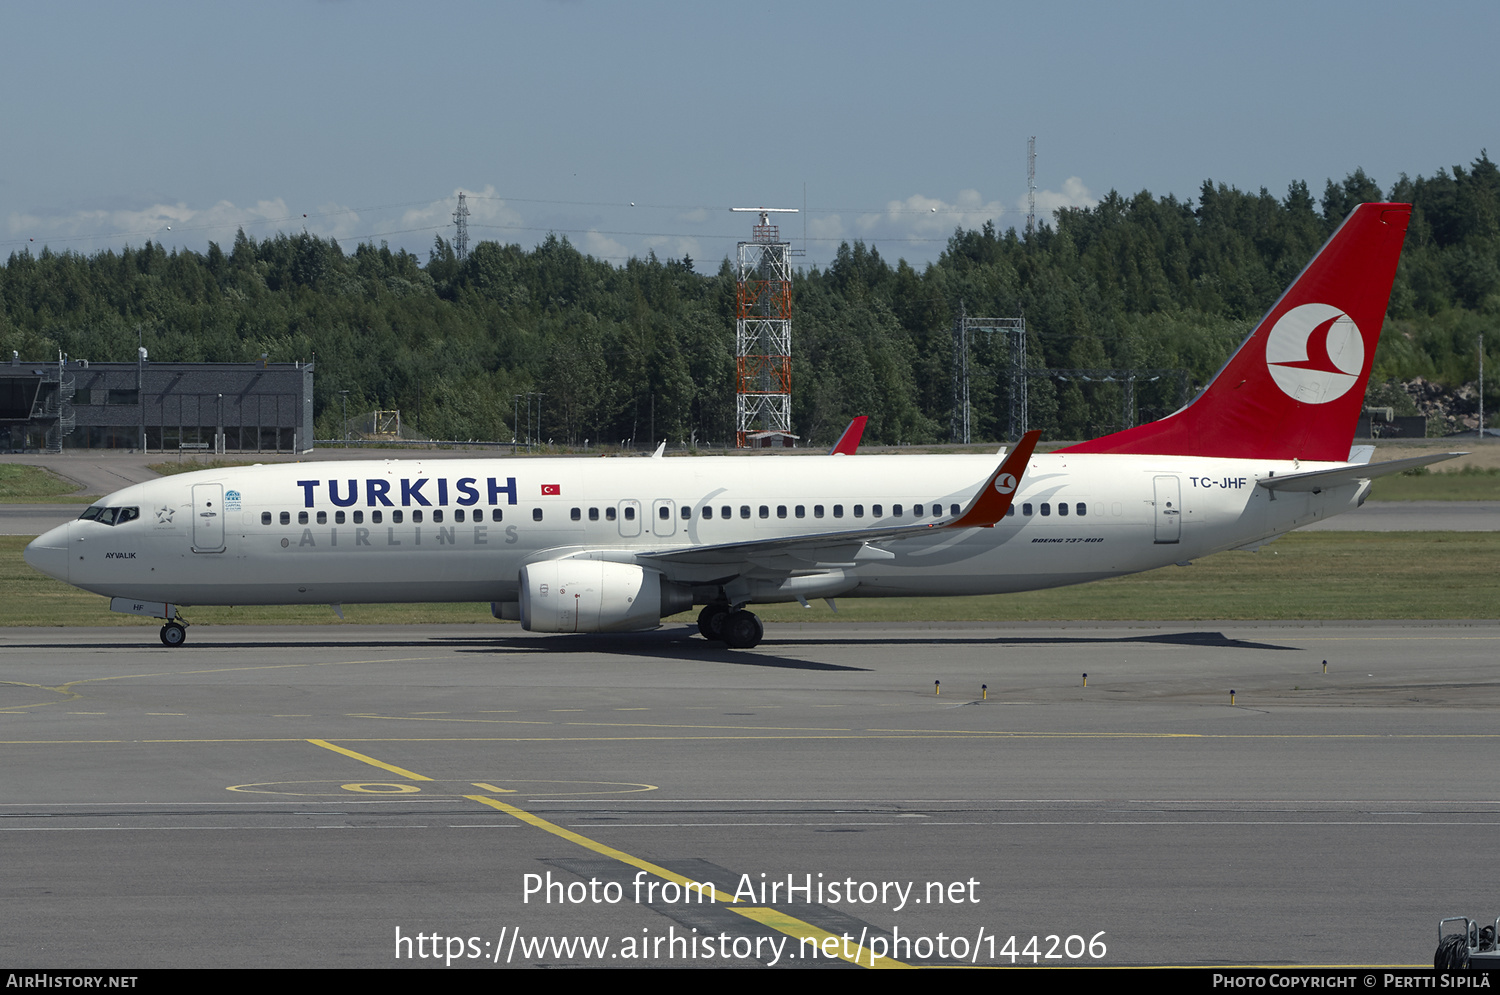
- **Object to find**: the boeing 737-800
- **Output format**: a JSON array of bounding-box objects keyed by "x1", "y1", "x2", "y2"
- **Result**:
[{"x1": 24, "y1": 202, "x2": 1458, "y2": 648}]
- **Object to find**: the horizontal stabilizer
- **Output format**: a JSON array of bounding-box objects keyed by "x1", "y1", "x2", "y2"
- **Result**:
[{"x1": 1256, "y1": 452, "x2": 1466, "y2": 493}]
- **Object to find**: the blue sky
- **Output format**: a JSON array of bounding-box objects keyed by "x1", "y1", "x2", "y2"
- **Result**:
[{"x1": 2, "y1": 1, "x2": 1493, "y2": 272}]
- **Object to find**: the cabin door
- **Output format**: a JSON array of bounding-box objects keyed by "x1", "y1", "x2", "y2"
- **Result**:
[
  {"x1": 1153, "y1": 475, "x2": 1181, "y2": 544},
  {"x1": 191, "y1": 483, "x2": 226, "y2": 553}
]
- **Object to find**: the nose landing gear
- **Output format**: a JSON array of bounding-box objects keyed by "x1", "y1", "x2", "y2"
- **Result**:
[{"x1": 159, "y1": 621, "x2": 188, "y2": 647}]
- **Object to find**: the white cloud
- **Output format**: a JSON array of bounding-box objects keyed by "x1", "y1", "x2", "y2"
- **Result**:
[
  {"x1": 582, "y1": 230, "x2": 631, "y2": 260},
  {"x1": 807, "y1": 214, "x2": 845, "y2": 241},
  {"x1": 642, "y1": 234, "x2": 702, "y2": 262},
  {"x1": 831, "y1": 179, "x2": 1098, "y2": 249},
  {"x1": 853, "y1": 189, "x2": 1012, "y2": 239},
  {"x1": 401, "y1": 184, "x2": 524, "y2": 243},
  {"x1": 6, "y1": 198, "x2": 305, "y2": 252},
  {"x1": 1025, "y1": 176, "x2": 1098, "y2": 219}
]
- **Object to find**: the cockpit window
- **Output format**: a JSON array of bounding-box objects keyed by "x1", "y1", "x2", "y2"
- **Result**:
[{"x1": 78, "y1": 505, "x2": 140, "y2": 527}]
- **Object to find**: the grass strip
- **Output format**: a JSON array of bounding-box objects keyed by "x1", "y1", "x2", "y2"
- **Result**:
[{"x1": 3, "y1": 532, "x2": 1495, "y2": 628}]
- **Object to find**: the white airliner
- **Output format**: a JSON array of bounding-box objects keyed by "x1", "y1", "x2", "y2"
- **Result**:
[{"x1": 25, "y1": 202, "x2": 1458, "y2": 648}]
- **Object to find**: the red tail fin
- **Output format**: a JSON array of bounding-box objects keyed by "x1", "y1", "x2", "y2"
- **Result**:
[
  {"x1": 1060, "y1": 202, "x2": 1411, "y2": 461},
  {"x1": 828, "y1": 416, "x2": 868, "y2": 455}
]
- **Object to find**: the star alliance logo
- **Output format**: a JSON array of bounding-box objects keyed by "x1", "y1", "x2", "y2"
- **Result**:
[{"x1": 155, "y1": 506, "x2": 174, "y2": 524}]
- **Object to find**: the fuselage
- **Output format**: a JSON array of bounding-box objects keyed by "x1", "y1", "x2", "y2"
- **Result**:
[{"x1": 24, "y1": 452, "x2": 1365, "y2": 610}]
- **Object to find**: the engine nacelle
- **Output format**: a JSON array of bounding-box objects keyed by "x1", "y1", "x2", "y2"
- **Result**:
[{"x1": 519, "y1": 560, "x2": 690, "y2": 633}]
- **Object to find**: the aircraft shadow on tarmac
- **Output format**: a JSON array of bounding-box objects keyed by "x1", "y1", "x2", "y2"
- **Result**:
[{"x1": 5, "y1": 627, "x2": 1295, "y2": 670}]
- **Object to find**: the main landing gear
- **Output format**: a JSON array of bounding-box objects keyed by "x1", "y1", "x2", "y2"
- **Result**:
[
  {"x1": 697, "y1": 604, "x2": 763, "y2": 649},
  {"x1": 159, "y1": 621, "x2": 188, "y2": 647}
]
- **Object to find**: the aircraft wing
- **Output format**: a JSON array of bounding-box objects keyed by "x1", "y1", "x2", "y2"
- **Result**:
[
  {"x1": 638, "y1": 431, "x2": 1040, "y2": 569},
  {"x1": 1256, "y1": 451, "x2": 1466, "y2": 493}
]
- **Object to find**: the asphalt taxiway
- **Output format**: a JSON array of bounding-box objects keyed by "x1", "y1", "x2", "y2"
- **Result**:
[{"x1": 2, "y1": 620, "x2": 1496, "y2": 968}]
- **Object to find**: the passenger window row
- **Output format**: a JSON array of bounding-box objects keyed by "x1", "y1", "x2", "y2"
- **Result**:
[
  {"x1": 259, "y1": 499, "x2": 1095, "y2": 529},
  {"x1": 262, "y1": 508, "x2": 505, "y2": 526},
  {"x1": 1015, "y1": 502, "x2": 1088, "y2": 518},
  {"x1": 562, "y1": 501, "x2": 970, "y2": 522}
]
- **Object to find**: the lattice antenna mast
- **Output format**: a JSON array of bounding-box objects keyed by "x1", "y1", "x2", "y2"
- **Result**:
[
  {"x1": 452, "y1": 192, "x2": 470, "y2": 262},
  {"x1": 1026, "y1": 136, "x2": 1037, "y2": 238},
  {"x1": 731, "y1": 207, "x2": 797, "y2": 447}
]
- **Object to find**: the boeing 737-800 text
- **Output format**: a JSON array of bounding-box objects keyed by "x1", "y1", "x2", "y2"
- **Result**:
[{"x1": 24, "y1": 202, "x2": 1457, "y2": 648}]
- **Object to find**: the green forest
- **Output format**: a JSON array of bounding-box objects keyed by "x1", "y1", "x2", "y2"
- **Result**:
[{"x1": 2, "y1": 154, "x2": 1496, "y2": 447}]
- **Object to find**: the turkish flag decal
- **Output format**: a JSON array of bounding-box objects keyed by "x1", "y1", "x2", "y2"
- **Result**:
[{"x1": 541, "y1": 484, "x2": 561, "y2": 495}]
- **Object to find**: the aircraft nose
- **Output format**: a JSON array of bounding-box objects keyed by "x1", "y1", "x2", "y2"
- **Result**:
[{"x1": 24, "y1": 523, "x2": 70, "y2": 584}]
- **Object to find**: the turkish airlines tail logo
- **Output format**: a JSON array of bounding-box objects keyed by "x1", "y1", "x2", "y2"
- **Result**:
[
  {"x1": 1264, "y1": 303, "x2": 1364, "y2": 404},
  {"x1": 1055, "y1": 202, "x2": 1409, "y2": 461}
]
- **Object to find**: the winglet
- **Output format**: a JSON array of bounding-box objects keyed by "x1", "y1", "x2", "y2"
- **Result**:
[
  {"x1": 828, "y1": 416, "x2": 868, "y2": 455},
  {"x1": 946, "y1": 430, "x2": 1041, "y2": 528}
]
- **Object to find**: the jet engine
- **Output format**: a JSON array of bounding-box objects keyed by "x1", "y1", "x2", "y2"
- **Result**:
[{"x1": 518, "y1": 560, "x2": 692, "y2": 633}]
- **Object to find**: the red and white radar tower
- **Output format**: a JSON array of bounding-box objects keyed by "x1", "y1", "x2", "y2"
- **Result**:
[{"x1": 731, "y1": 207, "x2": 797, "y2": 447}]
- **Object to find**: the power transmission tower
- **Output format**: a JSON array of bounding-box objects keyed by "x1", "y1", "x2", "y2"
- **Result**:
[
  {"x1": 951, "y1": 302, "x2": 1026, "y2": 443},
  {"x1": 452, "y1": 192, "x2": 470, "y2": 262}
]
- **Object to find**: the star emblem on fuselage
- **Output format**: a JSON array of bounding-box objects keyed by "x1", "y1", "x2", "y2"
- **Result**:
[{"x1": 155, "y1": 506, "x2": 174, "y2": 524}]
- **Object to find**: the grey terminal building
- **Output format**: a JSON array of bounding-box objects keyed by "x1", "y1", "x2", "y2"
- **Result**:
[{"x1": 2, "y1": 356, "x2": 313, "y2": 453}]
